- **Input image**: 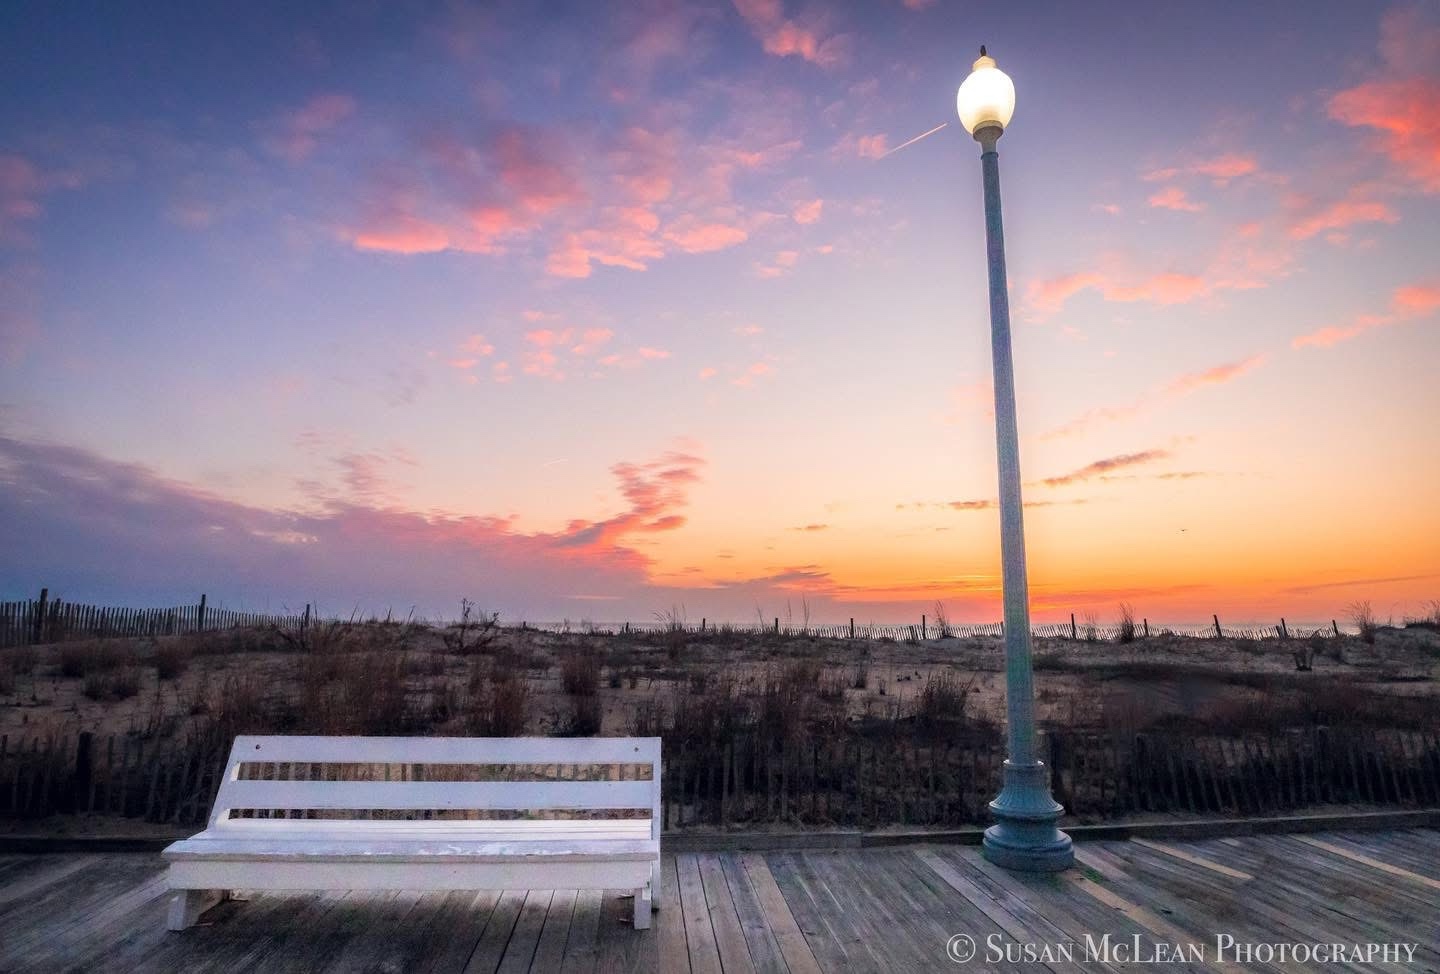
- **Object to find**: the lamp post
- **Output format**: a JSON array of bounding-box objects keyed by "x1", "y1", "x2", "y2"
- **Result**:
[{"x1": 956, "y1": 46, "x2": 1073, "y2": 872}]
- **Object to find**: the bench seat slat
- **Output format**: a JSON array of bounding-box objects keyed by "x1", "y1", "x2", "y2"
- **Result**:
[
  {"x1": 218, "y1": 779, "x2": 651, "y2": 811},
  {"x1": 165, "y1": 836, "x2": 659, "y2": 863},
  {"x1": 230, "y1": 735, "x2": 660, "y2": 765}
]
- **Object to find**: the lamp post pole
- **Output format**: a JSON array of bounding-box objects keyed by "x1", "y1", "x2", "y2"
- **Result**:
[{"x1": 958, "y1": 48, "x2": 1073, "y2": 872}]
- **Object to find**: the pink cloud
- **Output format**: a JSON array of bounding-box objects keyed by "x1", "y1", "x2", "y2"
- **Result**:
[
  {"x1": 571, "y1": 328, "x2": 615, "y2": 356},
  {"x1": 792, "y1": 198, "x2": 823, "y2": 224},
  {"x1": 663, "y1": 220, "x2": 749, "y2": 253},
  {"x1": 352, "y1": 214, "x2": 450, "y2": 254},
  {"x1": 1147, "y1": 186, "x2": 1205, "y2": 212},
  {"x1": 0, "y1": 155, "x2": 43, "y2": 242},
  {"x1": 733, "y1": 324, "x2": 763, "y2": 336},
  {"x1": 698, "y1": 367, "x2": 718, "y2": 380},
  {"x1": 1163, "y1": 355, "x2": 1267, "y2": 395},
  {"x1": 731, "y1": 360, "x2": 774, "y2": 386},
  {"x1": 853, "y1": 134, "x2": 889, "y2": 159},
  {"x1": 1293, "y1": 279, "x2": 1440, "y2": 348},
  {"x1": 1026, "y1": 270, "x2": 1207, "y2": 316},
  {"x1": 1286, "y1": 193, "x2": 1399, "y2": 240},
  {"x1": 732, "y1": 0, "x2": 848, "y2": 67},
  {"x1": 637, "y1": 347, "x2": 670, "y2": 360},
  {"x1": 1044, "y1": 355, "x2": 1267, "y2": 440},
  {"x1": 264, "y1": 93, "x2": 356, "y2": 162},
  {"x1": 1327, "y1": 7, "x2": 1440, "y2": 192},
  {"x1": 1145, "y1": 154, "x2": 1260, "y2": 187}
]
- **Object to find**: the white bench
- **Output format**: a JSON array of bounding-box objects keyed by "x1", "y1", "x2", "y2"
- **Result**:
[{"x1": 162, "y1": 735, "x2": 661, "y2": 931}]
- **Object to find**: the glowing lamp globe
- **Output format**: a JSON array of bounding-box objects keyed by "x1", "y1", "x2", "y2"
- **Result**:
[{"x1": 956, "y1": 47, "x2": 1016, "y2": 136}]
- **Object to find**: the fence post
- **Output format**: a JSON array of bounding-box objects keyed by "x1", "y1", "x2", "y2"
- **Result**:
[
  {"x1": 1213, "y1": 614, "x2": 1222, "y2": 639},
  {"x1": 921, "y1": 615, "x2": 926, "y2": 640},
  {"x1": 701, "y1": 618, "x2": 705, "y2": 633},
  {"x1": 1279, "y1": 618, "x2": 1289, "y2": 639},
  {"x1": 774, "y1": 617, "x2": 779, "y2": 634},
  {"x1": 1143, "y1": 618, "x2": 1149, "y2": 638},
  {"x1": 1070, "y1": 613, "x2": 1077, "y2": 640},
  {"x1": 33, "y1": 587, "x2": 48, "y2": 644},
  {"x1": 197, "y1": 593, "x2": 207, "y2": 632},
  {"x1": 1331, "y1": 619, "x2": 1340, "y2": 637},
  {"x1": 302, "y1": 603, "x2": 311, "y2": 631},
  {"x1": 850, "y1": 618, "x2": 855, "y2": 639}
]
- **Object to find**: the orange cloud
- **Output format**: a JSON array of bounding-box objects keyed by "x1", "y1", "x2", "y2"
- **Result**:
[
  {"x1": 1040, "y1": 450, "x2": 1171, "y2": 488},
  {"x1": 1293, "y1": 279, "x2": 1440, "y2": 348},
  {"x1": 1147, "y1": 186, "x2": 1204, "y2": 212},
  {"x1": 1326, "y1": 7, "x2": 1440, "y2": 192}
]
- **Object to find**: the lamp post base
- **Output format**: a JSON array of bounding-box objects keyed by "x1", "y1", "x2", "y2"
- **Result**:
[{"x1": 982, "y1": 759, "x2": 1073, "y2": 872}]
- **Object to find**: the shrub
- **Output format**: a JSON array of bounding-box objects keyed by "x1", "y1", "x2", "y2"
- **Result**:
[
  {"x1": 60, "y1": 641, "x2": 123, "y2": 678},
  {"x1": 1347, "y1": 600, "x2": 1377, "y2": 644},
  {"x1": 8, "y1": 645, "x2": 37, "y2": 676},
  {"x1": 469, "y1": 669, "x2": 528, "y2": 737},
  {"x1": 83, "y1": 665, "x2": 141, "y2": 702},
  {"x1": 154, "y1": 641, "x2": 191, "y2": 680},
  {"x1": 629, "y1": 699, "x2": 665, "y2": 737},
  {"x1": 850, "y1": 659, "x2": 870, "y2": 690},
  {"x1": 913, "y1": 670, "x2": 974, "y2": 735},
  {"x1": 1081, "y1": 613, "x2": 1099, "y2": 643},
  {"x1": 560, "y1": 648, "x2": 602, "y2": 697},
  {"x1": 1116, "y1": 603, "x2": 1136, "y2": 644},
  {"x1": 441, "y1": 599, "x2": 500, "y2": 655},
  {"x1": 559, "y1": 693, "x2": 602, "y2": 736},
  {"x1": 933, "y1": 601, "x2": 953, "y2": 639}
]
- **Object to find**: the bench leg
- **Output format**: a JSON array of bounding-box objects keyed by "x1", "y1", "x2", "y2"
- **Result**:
[
  {"x1": 650, "y1": 860, "x2": 661, "y2": 910},
  {"x1": 167, "y1": 889, "x2": 229, "y2": 931},
  {"x1": 632, "y1": 883, "x2": 653, "y2": 930}
]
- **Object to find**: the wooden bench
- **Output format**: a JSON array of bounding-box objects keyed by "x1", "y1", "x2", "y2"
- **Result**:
[{"x1": 162, "y1": 735, "x2": 661, "y2": 931}]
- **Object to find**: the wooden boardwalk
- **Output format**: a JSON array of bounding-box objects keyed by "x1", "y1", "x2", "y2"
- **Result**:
[{"x1": 1, "y1": 830, "x2": 1437, "y2": 972}]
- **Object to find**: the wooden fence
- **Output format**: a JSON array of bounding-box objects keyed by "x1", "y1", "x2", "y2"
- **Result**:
[
  {"x1": 2, "y1": 586, "x2": 1346, "y2": 649},
  {"x1": 3, "y1": 727, "x2": 1435, "y2": 829},
  {"x1": 0, "y1": 590, "x2": 313, "y2": 649}
]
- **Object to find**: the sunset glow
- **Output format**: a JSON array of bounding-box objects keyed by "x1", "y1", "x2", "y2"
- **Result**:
[{"x1": 1, "y1": 2, "x2": 1437, "y2": 625}]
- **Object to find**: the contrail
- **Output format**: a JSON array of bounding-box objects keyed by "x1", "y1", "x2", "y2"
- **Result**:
[{"x1": 879, "y1": 122, "x2": 948, "y2": 158}]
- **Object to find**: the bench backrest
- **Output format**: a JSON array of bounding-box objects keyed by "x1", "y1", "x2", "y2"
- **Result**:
[{"x1": 210, "y1": 736, "x2": 662, "y2": 840}]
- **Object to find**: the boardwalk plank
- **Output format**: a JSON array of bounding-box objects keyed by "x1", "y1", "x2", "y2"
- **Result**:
[
  {"x1": 763, "y1": 851, "x2": 864, "y2": 974},
  {"x1": 495, "y1": 888, "x2": 551, "y2": 974},
  {"x1": 529, "y1": 889, "x2": 576, "y2": 974},
  {"x1": 655, "y1": 856, "x2": 690, "y2": 974},
  {"x1": 697, "y1": 853, "x2": 757, "y2": 974},
  {"x1": 462, "y1": 889, "x2": 527, "y2": 974},
  {"x1": 675, "y1": 853, "x2": 722, "y2": 974},
  {"x1": 560, "y1": 889, "x2": 605, "y2": 974},
  {"x1": 595, "y1": 888, "x2": 656, "y2": 974},
  {"x1": 419, "y1": 892, "x2": 501, "y2": 974},
  {"x1": 718, "y1": 854, "x2": 788, "y2": 974},
  {"x1": 738, "y1": 853, "x2": 822, "y2": 974}
]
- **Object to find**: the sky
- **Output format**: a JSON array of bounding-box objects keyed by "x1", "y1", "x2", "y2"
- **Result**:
[{"x1": 1, "y1": 1, "x2": 1437, "y2": 626}]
